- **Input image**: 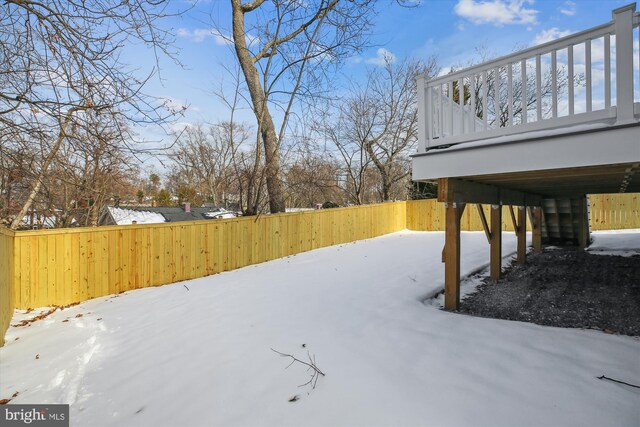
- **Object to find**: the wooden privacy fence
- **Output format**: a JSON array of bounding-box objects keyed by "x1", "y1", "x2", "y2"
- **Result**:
[
  {"x1": 406, "y1": 201, "x2": 534, "y2": 232},
  {"x1": 406, "y1": 193, "x2": 640, "y2": 231},
  {"x1": 589, "y1": 193, "x2": 640, "y2": 230},
  {"x1": 0, "y1": 194, "x2": 637, "y2": 345},
  {"x1": 5, "y1": 202, "x2": 407, "y2": 312}
]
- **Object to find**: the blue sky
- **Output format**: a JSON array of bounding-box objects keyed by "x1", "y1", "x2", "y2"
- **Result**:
[{"x1": 128, "y1": 0, "x2": 631, "y2": 169}]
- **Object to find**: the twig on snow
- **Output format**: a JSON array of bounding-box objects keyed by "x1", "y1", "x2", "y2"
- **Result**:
[
  {"x1": 597, "y1": 375, "x2": 640, "y2": 389},
  {"x1": 271, "y1": 348, "x2": 326, "y2": 389}
]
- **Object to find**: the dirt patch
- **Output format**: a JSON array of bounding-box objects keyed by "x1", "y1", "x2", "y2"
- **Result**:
[{"x1": 458, "y1": 248, "x2": 640, "y2": 336}]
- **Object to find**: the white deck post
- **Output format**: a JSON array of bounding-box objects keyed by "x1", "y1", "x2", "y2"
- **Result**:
[
  {"x1": 417, "y1": 76, "x2": 427, "y2": 152},
  {"x1": 613, "y1": 4, "x2": 635, "y2": 124}
]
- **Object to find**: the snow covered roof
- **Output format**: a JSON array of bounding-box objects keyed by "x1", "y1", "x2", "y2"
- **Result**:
[
  {"x1": 102, "y1": 206, "x2": 238, "y2": 225},
  {"x1": 285, "y1": 208, "x2": 314, "y2": 213},
  {"x1": 106, "y1": 206, "x2": 167, "y2": 225},
  {"x1": 202, "y1": 208, "x2": 236, "y2": 219}
]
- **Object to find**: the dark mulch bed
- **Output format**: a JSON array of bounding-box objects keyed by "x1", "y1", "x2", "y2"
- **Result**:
[{"x1": 458, "y1": 248, "x2": 640, "y2": 336}]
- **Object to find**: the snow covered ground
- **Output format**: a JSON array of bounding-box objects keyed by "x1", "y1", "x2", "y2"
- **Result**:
[
  {"x1": 1, "y1": 230, "x2": 639, "y2": 427},
  {"x1": 588, "y1": 229, "x2": 640, "y2": 257}
]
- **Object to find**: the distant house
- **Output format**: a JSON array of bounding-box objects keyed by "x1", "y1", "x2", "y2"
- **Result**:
[{"x1": 99, "y1": 203, "x2": 237, "y2": 226}]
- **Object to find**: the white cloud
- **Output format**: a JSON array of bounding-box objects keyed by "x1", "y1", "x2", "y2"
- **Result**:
[
  {"x1": 365, "y1": 48, "x2": 396, "y2": 66},
  {"x1": 454, "y1": 0, "x2": 538, "y2": 26},
  {"x1": 559, "y1": 1, "x2": 576, "y2": 16},
  {"x1": 176, "y1": 28, "x2": 259, "y2": 47},
  {"x1": 532, "y1": 28, "x2": 571, "y2": 46},
  {"x1": 168, "y1": 122, "x2": 195, "y2": 134},
  {"x1": 176, "y1": 28, "x2": 231, "y2": 45}
]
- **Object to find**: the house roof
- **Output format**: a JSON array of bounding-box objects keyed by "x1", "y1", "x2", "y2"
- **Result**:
[
  {"x1": 130, "y1": 207, "x2": 235, "y2": 222},
  {"x1": 107, "y1": 207, "x2": 167, "y2": 225},
  {"x1": 104, "y1": 206, "x2": 237, "y2": 226}
]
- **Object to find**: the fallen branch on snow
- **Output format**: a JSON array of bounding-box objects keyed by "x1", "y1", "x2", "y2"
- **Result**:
[{"x1": 271, "y1": 348, "x2": 326, "y2": 389}]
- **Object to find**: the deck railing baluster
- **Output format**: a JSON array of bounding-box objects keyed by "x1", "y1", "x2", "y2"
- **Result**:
[
  {"x1": 458, "y1": 77, "x2": 464, "y2": 135},
  {"x1": 521, "y1": 59, "x2": 527, "y2": 124},
  {"x1": 470, "y1": 75, "x2": 476, "y2": 132},
  {"x1": 448, "y1": 81, "x2": 454, "y2": 136},
  {"x1": 604, "y1": 34, "x2": 611, "y2": 109},
  {"x1": 568, "y1": 45, "x2": 574, "y2": 115},
  {"x1": 551, "y1": 50, "x2": 558, "y2": 119},
  {"x1": 536, "y1": 54, "x2": 542, "y2": 121},
  {"x1": 508, "y1": 63, "x2": 513, "y2": 126},
  {"x1": 586, "y1": 39, "x2": 592, "y2": 112},
  {"x1": 482, "y1": 70, "x2": 488, "y2": 130},
  {"x1": 494, "y1": 67, "x2": 500, "y2": 127},
  {"x1": 438, "y1": 83, "x2": 443, "y2": 138}
]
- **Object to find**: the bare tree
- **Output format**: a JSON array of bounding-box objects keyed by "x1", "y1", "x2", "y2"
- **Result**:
[
  {"x1": 319, "y1": 108, "x2": 373, "y2": 205},
  {"x1": 169, "y1": 125, "x2": 233, "y2": 206},
  {"x1": 1, "y1": 0, "x2": 181, "y2": 229},
  {"x1": 0, "y1": 136, "x2": 38, "y2": 225},
  {"x1": 321, "y1": 56, "x2": 438, "y2": 203},
  {"x1": 363, "y1": 56, "x2": 438, "y2": 201},
  {"x1": 167, "y1": 121, "x2": 258, "y2": 212},
  {"x1": 284, "y1": 148, "x2": 344, "y2": 208},
  {"x1": 228, "y1": 0, "x2": 375, "y2": 213},
  {"x1": 0, "y1": 115, "x2": 140, "y2": 229}
]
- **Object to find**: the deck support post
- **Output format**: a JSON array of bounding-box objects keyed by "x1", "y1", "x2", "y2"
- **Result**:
[
  {"x1": 490, "y1": 204, "x2": 502, "y2": 281},
  {"x1": 575, "y1": 196, "x2": 591, "y2": 249},
  {"x1": 516, "y1": 206, "x2": 527, "y2": 264},
  {"x1": 437, "y1": 177, "x2": 542, "y2": 297},
  {"x1": 531, "y1": 206, "x2": 543, "y2": 252},
  {"x1": 444, "y1": 202, "x2": 462, "y2": 311}
]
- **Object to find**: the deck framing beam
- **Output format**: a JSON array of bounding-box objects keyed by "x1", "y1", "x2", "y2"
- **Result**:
[{"x1": 438, "y1": 178, "x2": 541, "y2": 206}]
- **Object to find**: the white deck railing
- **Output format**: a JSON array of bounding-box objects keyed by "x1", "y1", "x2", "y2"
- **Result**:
[{"x1": 417, "y1": 3, "x2": 640, "y2": 152}]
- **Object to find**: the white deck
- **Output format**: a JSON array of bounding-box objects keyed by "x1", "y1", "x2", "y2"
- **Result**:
[
  {"x1": 413, "y1": 3, "x2": 640, "y2": 183},
  {"x1": 413, "y1": 121, "x2": 640, "y2": 181}
]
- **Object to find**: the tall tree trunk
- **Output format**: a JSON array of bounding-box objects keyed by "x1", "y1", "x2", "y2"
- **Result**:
[
  {"x1": 382, "y1": 179, "x2": 390, "y2": 202},
  {"x1": 231, "y1": 0, "x2": 286, "y2": 214}
]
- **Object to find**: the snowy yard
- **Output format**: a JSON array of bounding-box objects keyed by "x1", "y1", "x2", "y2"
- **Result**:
[{"x1": 1, "y1": 231, "x2": 639, "y2": 426}]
